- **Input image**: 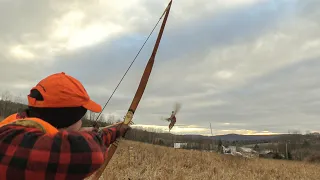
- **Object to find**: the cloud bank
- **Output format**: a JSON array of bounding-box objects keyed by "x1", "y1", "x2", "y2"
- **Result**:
[{"x1": 1, "y1": 0, "x2": 320, "y2": 135}]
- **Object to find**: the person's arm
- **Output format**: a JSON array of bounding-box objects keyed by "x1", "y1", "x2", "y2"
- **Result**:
[{"x1": 0, "y1": 123, "x2": 128, "y2": 180}]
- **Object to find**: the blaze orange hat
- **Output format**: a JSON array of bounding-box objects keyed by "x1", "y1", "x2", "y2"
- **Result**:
[{"x1": 27, "y1": 72, "x2": 102, "y2": 112}]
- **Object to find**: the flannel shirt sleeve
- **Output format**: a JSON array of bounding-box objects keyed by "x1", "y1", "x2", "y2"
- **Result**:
[{"x1": 0, "y1": 124, "x2": 123, "y2": 180}]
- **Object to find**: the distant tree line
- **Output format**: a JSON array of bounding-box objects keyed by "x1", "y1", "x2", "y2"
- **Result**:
[{"x1": 1, "y1": 91, "x2": 320, "y2": 163}]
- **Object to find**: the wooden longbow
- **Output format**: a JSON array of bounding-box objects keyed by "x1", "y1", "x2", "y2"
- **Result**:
[{"x1": 88, "y1": 1, "x2": 173, "y2": 179}]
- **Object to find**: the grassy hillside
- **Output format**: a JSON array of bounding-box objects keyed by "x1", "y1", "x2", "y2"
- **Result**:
[
  {"x1": 1, "y1": 98, "x2": 320, "y2": 163},
  {"x1": 101, "y1": 140, "x2": 320, "y2": 180}
]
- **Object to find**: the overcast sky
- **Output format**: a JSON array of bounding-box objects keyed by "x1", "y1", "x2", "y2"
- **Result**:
[{"x1": 1, "y1": 0, "x2": 320, "y2": 135}]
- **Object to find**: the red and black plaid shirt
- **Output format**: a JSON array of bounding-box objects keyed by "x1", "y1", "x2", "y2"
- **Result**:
[{"x1": 0, "y1": 123, "x2": 122, "y2": 180}]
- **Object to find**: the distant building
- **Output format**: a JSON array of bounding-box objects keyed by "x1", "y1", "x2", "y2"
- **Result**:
[
  {"x1": 259, "y1": 149, "x2": 272, "y2": 154},
  {"x1": 259, "y1": 150, "x2": 285, "y2": 159},
  {"x1": 239, "y1": 147, "x2": 257, "y2": 153},
  {"x1": 311, "y1": 132, "x2": 320, "y2": 137},
  {"x1": 174, "y1": 143, "x2": 187, "y2": 149},
  {"x1": 222, "y1": 145, "x2": 237, "y2": 154}
]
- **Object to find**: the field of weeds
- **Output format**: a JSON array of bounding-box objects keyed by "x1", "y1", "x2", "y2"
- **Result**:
[{"x1": 101, "y1": 140, "x2": 320, "y2": 180}]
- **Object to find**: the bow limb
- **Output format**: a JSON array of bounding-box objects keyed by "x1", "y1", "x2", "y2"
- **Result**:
[{"x1": 88, "y1": 1, "x2": 173, "y2": 179}]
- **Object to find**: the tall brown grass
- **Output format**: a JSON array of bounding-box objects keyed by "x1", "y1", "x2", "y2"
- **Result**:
[
  {"x1": 304, "y1": 151, "x2": 320, "y2": 164},
  {"x1": 101, "y1": 140, "x2": 320, "y2": 180}
]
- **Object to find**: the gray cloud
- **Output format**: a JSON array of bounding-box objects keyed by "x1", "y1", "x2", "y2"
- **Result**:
[{"x1": 1, "y1": 0, "x2": 320, "y2": 135}]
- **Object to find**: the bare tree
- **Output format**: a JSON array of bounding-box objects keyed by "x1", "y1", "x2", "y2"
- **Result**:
[
  {"x1": 111, "y1": 115, "x2": 121, "y2": 123},
  {"x1": 97, "y1": 114, "x2": 105, "y2": 122},
  {"x1": 1, "y1": 91, "x2": 12, "y2": 101},
  {"x1": 292, "y1": 130, "x2": 301, "y2": 134},
  {"x1": 107, "y1": 115, "x2": 115, "y2": 123},
  {"x1": 88, "y1": 111, "x2": 98, "y2": 121},
  {"x1": 288, "y1": 129, "x2": 301, "y2": 135},
  {"x1": 0, "y1": 91, "x2": 12, "y2": 117},
  {"x1": 14, "y1": 94, "x2": 25, "y2": 112}
]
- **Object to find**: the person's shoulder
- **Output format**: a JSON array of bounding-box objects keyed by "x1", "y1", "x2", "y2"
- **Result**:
[
  {"x1": 0, "y1": 112, "x2": 27, "y2": 128},
  {"x1": 0, "y1": 124, "x2": 45, "y2": 134},
  {"x1": 0, "y1": 124, "x2": 45, "y2": 148}
]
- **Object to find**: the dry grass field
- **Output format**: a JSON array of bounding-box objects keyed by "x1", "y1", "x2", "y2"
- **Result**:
[{"x1": 101, "y1": 140, "x2": 320, "y2": 180}]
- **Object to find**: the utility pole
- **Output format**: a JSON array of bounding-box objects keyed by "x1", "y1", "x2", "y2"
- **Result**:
[
  {"x1": 285, "y1": 142, "x2": 288, "y2": 159},
  {"x1": 210, "y1": 123, "x2": 214, "y2": 150}
]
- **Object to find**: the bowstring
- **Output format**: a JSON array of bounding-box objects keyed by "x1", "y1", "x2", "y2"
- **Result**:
[{"x1": 94, "y1": 9, "x2": 169, "y2": 122}]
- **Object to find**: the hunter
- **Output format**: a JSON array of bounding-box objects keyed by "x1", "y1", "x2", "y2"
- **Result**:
[{"x1": 0, "y1": 72, "x2": 130, "y2": 180}]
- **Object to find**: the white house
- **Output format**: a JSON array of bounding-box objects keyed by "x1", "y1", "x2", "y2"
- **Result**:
[
  {"x1": 174, "y1": 143, "x2": 187, "y2": 149},
  {"x1": 222, "y1": 145, "x2": 237, "y2": 154}
]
